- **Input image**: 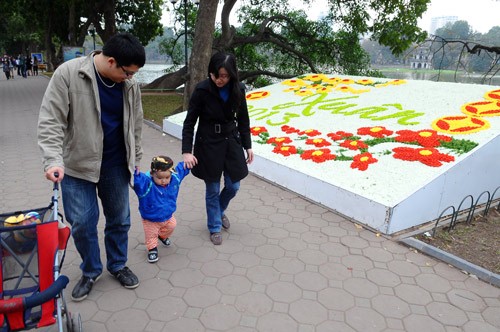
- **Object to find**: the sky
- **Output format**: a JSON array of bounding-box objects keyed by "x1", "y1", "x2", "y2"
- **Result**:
[
  {"x1": 162, "y1": 0, "x2": 500, "y2": 34},
  {"x1": 418, "y1": 0, "x2": 500, "y2": 33}
]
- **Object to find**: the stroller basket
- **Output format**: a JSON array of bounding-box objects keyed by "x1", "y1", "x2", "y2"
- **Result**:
[{"x1": 0, "y1": 191, "x2": 78, "y2": 331}]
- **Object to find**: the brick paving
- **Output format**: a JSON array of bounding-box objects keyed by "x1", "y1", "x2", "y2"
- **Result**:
[{"x1": 1, "y1": 73, "x2": 499, "y2": 332}]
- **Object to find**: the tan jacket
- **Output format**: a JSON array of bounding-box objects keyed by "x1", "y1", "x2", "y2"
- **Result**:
[{"x1": 37, "y1": 52, "x2": 143, "y2": 184}]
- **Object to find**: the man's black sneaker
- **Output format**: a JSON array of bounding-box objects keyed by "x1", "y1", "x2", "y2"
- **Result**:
[
  {"x1": 148, "y1": 248, "x2": 159, "y2": 263},
  {"x1": 71, "y1": 274, "x2": 101, "y2": 302},
  {"x1": 111, "y1": 266, "x2": 139, "y2": 289},
  {"x1": 158, "y1": 236, "x2": 171, "y2": 246}
]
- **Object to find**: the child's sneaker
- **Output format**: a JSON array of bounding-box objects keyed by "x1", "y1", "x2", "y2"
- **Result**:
[
  {"x1": 148, "y1": 248, "x2": 159, "y2": 263},
  {"x1": 158, "y1": 236, "x2": 171, "y2": 246}
]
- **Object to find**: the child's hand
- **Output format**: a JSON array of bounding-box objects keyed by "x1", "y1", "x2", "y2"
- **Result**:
[{"x1": 135, "y1": 166, "x2": 140, "y2": 175}]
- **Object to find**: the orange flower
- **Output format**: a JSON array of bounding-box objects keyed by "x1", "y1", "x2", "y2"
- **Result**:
[
  {"x1": 250, "y1": 126, "x2": 268, "y2": 136},
  {"x1": 267, "y1": 136, "x2": 293, "y2": 145},
  {"x1": 327, "y1": 131, "x2": 353, "y2": 141},
  {"x1": 351, "y1": 152, "x2": 378, "y2": 171},
  {"x1": 392, "y1": 147, "x2": 455, "y2": 167},
  {"x1": 357, "y1": 126, "x2": 394, "y2": 138},
  {"x1": 339, "y1": 139, "x2": 368, "y2": 150},
  {"x1": 281, "y1": 125, "x2": 300, "y2": 134},
  {"x1": 301, "y1": 149, "x2": 336, "y2": 163},
  {"x1": 272, "y1": 145, "x2": 298, "y2": 156},
  {"x1": 395, "y1": 129, "x2": 452, "y2": 147},
  {"x1": 305, "y1": 138, "x2": 332, "y2": 147},
  {"x1": 299, "y1": 129, "x2": 321, "y2": 137}
]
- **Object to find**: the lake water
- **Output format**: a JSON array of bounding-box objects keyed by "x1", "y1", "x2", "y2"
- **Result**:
[
  {"x1": 379, "y1": 69, "x2": 500, "y2": 86},
  {"x1": 137, "y1": 64, "x2": 500, "y2": 87},
  {"x1": 135, "y1": 63, "x2": 172, "y2": 85}
]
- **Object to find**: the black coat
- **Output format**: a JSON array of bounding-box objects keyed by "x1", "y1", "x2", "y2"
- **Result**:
[{"x1": 182, "y1": 79, "x2": 252, "y2": 182}]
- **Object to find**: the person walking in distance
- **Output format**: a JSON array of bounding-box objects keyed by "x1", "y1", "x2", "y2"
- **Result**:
[
  {"x1": 37, "y1": 32, "x2": 146, "y2": 301},
  {"x1": 182, "y1": 52, "x2": 254, "y2": 245}
]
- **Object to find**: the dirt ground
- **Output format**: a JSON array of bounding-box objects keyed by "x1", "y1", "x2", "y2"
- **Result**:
[{"x1": 415, "y1": 207, "x2": 500, "y2": 275}]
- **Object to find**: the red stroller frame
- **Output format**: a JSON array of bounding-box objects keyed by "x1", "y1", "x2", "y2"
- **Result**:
[{"x1": 0, "y1": 180, "x2": 80, "y2": 331}]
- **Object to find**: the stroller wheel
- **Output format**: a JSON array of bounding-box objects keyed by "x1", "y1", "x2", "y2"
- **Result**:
[{"x1": 63, "y1": 311, "x2": 82, "y2": 332}]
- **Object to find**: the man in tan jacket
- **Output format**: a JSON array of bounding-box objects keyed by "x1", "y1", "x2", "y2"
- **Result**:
[{"x1": 38, "y1": 32, "x2": 145, "y2": 301}]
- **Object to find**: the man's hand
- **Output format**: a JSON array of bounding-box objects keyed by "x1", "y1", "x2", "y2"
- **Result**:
[{"x1": 45, "y1": 166, "x2": 64, "y2": 183}]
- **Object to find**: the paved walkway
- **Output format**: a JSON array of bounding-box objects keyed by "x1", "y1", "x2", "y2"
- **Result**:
[{"x1": 1, "y1": 74, "x2": 499, "y2": 332}]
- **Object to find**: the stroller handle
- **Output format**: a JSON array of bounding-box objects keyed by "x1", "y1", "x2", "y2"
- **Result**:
[
  {"x1": 53, "y1": 171, "x2": 59, "y2": 190},
  {"x1": 0, "y1": 276, "x2": 69, "y2": 314},
  {"x1": 25, "y1": 276, "x2": 69, "y2": 309}
]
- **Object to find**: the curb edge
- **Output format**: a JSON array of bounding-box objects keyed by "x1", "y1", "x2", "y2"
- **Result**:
[{"x1": 400, "y1": 237, "x2": 500, "y2": 287}]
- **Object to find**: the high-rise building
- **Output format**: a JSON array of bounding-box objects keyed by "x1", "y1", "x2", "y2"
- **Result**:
[{"x1": 430, "y1": 16, "x2": 458, "y2": 35}]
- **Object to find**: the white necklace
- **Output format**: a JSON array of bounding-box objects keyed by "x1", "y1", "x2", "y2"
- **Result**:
[{"x1": 93, "y1": 56, "x2": 116, "y2": 88}]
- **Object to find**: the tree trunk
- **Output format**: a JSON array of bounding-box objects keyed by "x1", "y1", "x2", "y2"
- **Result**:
[
  {"x1": 183, "y1": 0, "x2": 219, "y2": 110},
  {"x1": 44, "y1": 0, "x2": 56, "y2": 71},
  {"x1": 96, "y1": 0, "x2": 117, "y2": 42},
  {"x1": 68, "y1": 0, "x2": 77, "y2": 46},
  {"x1": 143, "y1": 66, "x2": 187, "y2": 91},
  {"x1": 143, "y1": 0, "x2": 219, "y2": 109}
]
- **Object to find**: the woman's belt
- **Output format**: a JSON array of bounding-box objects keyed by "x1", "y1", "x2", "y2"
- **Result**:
[{"x1": 203, "y1": 122, "x2": 237, "y2": 134}]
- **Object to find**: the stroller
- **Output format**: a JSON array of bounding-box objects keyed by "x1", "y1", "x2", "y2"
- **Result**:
[{"x1": 0, "y1": 177, "x2": 81, "y2": 331}]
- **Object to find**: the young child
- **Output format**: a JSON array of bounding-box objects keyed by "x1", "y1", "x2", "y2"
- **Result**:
[{"x1": 134, "y1": 155, "x2": 189, "y2": 263}]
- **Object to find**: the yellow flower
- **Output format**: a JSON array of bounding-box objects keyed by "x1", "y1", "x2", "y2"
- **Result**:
[
  {"x1": 283, "y1": 87, "x2": 300, "y2": 93},
  {"x1": 302, "y1": 74, "x2": 328, "y2": 82},
  {"x1": 282, "y1": 78, "x2": 306, "y2": 86},
  {"x1": 324, "y1": 77, "x2": 341, "y2": 84},
  {"x1": 295, "y1": 89, "x2": 313, "y2": 96},
  {"x1": 306, "y1": 83, "x2": 322, "y2": 89},
  {"x1": 339, "y1": 78, "x2": 355, "y2": 85},
  {"x1": 356, "y1": 79, "x2": 374, "y2": 85},
  {"x1": 315, "y1": 86, "x2": 333, "y2": 93},
  {"x1": 335, "y1": 85, "x2": 370, "y2": 94}
]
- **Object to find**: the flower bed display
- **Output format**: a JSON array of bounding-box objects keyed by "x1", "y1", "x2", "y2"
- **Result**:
[
  {"x1": 245, "y1": 75, "x2": 499, "y2": 205},
  {"x1": 164, "y1": 74, "x2": 500, "y2": 234}
]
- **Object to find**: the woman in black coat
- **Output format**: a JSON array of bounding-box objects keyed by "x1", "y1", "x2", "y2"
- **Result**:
[{"x1": 182, "y1": 52, "x2": 254, "y2": 245}]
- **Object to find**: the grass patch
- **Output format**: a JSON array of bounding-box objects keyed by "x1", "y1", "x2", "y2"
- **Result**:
[{"x1": 141, "y1": 93, "x2": 184, "y2": 124}]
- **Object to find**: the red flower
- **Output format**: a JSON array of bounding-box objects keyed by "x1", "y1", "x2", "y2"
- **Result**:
[
  {"x1": 301, "y1": 149, "x2": 336, "y2": 163},
  {"x1": 272, "y1": 145, "x2": 298, "y2": 156},
  {"x1": 267, "y1": 136, "x2": 293, "y2": 145},
  {"x1": 351, "y1": 152, "x2": 378, "y2": 171},
  {"x1": 357, "y1": 126, "x2": 394, "y2": 138},
  {"x1": 395, "y1": 129, "x2": 452, "y2": 147},
  {"x1": 327, "y1": 131, "x2": 353, "y2": 141},
  {"x1": 305, "y1": 138, "x2": 332, "y2": 147},
  {"x1": 392, "y1": 147, "x2": 455, "y2": 167},
  {"x1": 250, "y1": 126, "x2": 268, "y2": 136},
  {"x1": 281, "y1": 125, "x2": 300, "y2": 134},
  {"x1": 339, "y1": 139, "x2": 368, "y2": 150},
  {"x1": 298, "y1": 129, "x2": 321, "y2": 137}
]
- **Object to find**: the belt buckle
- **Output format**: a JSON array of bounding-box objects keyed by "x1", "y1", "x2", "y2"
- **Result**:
[{"x1": 215, "y1": 124, "x2": 221, "y2": 134}]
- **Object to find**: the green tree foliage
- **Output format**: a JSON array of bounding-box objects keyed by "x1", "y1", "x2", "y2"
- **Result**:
[
  {"x1": 116, "y1": 0, "x2": 164, "y2": 45},
  {"x1": 431, "y1": 21, "x2": 500, "y2": 81},
  {"x1": 153, "y1": 0, "x2": 431, "y2": 92},
  {"x1": 0, "y1": 0, "x2": 164, "y2": 68},
  {"x1": 0, "y1": 0, "x2": 44, "y2": 55}
]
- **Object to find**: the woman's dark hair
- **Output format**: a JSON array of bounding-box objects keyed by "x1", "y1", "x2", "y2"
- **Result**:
[
  {"x1": 102, "y1": 32, "x2": 146, "y2": 68},
  {"x1": 208, "y1": 52, "x2": 243, "y2": 109}
]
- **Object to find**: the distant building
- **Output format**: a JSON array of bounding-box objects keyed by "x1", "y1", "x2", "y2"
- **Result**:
[
  {"x1": 408, "y1": 43, "x2": 433, "y2": 70},
  {"x1": 430, "y1": 16, "x2": 458, "y2": 35}
]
